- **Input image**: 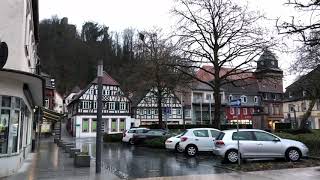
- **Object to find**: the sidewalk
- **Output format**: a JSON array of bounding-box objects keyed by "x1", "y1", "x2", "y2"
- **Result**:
[
  {"x1": 3, "y1": 138, "x2": 120, "y2": 180},
  {"x1": 136, "y1": 166, "x2": 320, "y2": 180}
]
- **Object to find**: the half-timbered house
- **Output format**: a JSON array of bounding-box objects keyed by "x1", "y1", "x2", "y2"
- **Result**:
[
  {"x1": 67, "y1": 72, "x2": 132, "y2": 137},
  {"x1": 132, "y1": 88, "x2": 183, "y2": 126}
]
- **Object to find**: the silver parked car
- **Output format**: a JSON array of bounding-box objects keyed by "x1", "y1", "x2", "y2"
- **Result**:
[{"x1": 213, "y1": 129, "x2": 309, "y2": 163}]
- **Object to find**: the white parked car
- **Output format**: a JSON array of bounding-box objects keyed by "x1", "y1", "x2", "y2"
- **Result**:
[
  {"x1": 122, "y1": 128, "x2": 149, "y2": 145},
  {"x1": 179, "y1": 128, "x2": 221, "y2": 156},
  {"x1": 213, "y1": 129, "x2": 309, "y2": 163},
  {"x1": 165, "y1": 132, "x2": 186, "y2": 153}
]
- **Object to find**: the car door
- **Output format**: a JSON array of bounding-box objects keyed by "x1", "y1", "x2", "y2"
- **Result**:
[
  {"x1": 209, "y1": 130, "x2": 220, "y2": 149},
  {"x1": 192, "y1": 130, "x2": 210, "y2": 151},
  {"x1": 232, "y1": 131, "x2": 258, "y2": 158},
  {"x1": 253, "y1": 131, "x2": 283, "y2": 158}
]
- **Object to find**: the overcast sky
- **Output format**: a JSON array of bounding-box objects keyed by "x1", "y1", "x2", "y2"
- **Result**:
[{"x1": 39, "y1": 0, "x2": 303, "y2": 89}]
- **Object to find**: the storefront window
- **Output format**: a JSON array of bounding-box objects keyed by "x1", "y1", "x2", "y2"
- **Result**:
[
  {"x1": 111, "y1": 119, "x2": 117, "y2": 132},
  {"x1": 82, "y1": 119, "x2": 89, "y2": 132},
  {"x1": 0, "y1": 96, "x2": 25, "y2": 155},
  {"x1": 119, "y1": 119, "x2": 125, "y2": 131},
  {"x1": 0, "y1": 109, "x2": 10, "y2": 154},
  {"x1": 91, "y1": 119, "x2": 96, "y2": 132}
]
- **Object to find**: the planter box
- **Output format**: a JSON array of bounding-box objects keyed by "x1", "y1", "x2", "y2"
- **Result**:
[
  {"x1": 65, "y1": 145, "x2": 75, "y2": 153},
  {"x1": 69, "y1": 148, "x2": 81, "y2": 158},
  {"x1": 74, "y1": 154, "x2": 90, "y2": 167}
]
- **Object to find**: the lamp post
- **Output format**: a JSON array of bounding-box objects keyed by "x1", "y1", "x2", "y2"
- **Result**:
[{"x1": 96, "y1": 60, "x2": 103, "y2": 173}]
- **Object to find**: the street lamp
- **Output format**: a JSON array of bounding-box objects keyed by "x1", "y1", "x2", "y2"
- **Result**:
[{"x1": 96, "y1": 60, "x2": 103, "y2": 173}]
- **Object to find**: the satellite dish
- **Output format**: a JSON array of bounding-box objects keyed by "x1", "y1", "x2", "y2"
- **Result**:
[{"x1": 0, "y1": 42, "x2": 8, "y2": 69}]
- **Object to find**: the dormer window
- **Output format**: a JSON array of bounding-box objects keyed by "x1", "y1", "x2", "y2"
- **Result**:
[
  {"x1": 240, "y1": 95, "x2": 247, "y2": 103},
  {"x1": 302, "y1": 90, "x2": 307, "y2": 97}
]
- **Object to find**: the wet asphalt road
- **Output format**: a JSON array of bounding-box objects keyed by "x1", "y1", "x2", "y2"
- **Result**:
[{"x1": 76, "y1": 138, "x2": 231, "y2": 179}]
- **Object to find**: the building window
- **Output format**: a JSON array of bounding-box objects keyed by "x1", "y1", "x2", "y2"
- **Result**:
[
  {"x1": 147, "y1": 109, "x2": 151, "y2": 115},
  {"x1": 0, "y1": 96, "x2": 27, "y2": 155},
  {"x1": 185, "y1": 109, "x2": 191, "y2": 117},
  {"x1": 243, "y1": 108, "x2": 247, "y2": 115},
  {"x1": 289, "y1": 104, "x2": 295, "y2": 112},
  {"x1": 136, "y1": 109, "x2": 140, "y2": 115},
  {"x1": 119, "y1": 119, "x2": 125, "y2": 131},
  {"x1": 177, "y1": 109, "x2": 182, "y2": 115},
  {"x1": 120, "y1": 102, "x2": 126, "y2": 110},
  {"x1": 154, "y1": 109, "x2": 158, "y2": 115},
  {"x1": 289, "y1": 92, "x2": 292, "y2": 98},
  {"x1": 93, "y1": 102, "x2": 97, "y2": 109},
  {"x1": 91, "y1": 119, "x2": 97, "y2": 132},
  {"x1": 82, "y1": 101, "x2": 90, "y2": 109},
  {"x1": 144, "y1": 109, "x2": 147, "y2": 115},
  {"x1": 254, "y1": 96, "x2": 258, "y2": 103},
  {"x1": 111, "y1": 119, "x2": 117, "y2": 132},
  {"x1": 45, "y1": 99, "x2": 49, "y2": 108},
  {"x1": 90, "y1": 89, "x2": 94, "y2": 95},
  {"x1": 109, "y1": 102, "x2": 115, "y2": 110},
  {"x1": 230, "y1": 107, "x2": 235, "y2": 115},
  {"x1": 271, "y1": 94, "x2": 276, "y2": 100},
  {"x1": 263, "y1": 93, "x2": 267, "y2": 100},
  {"x1": 82, "y1": 119, "x2": 89, "y2": 132},
  {"x1": 303, "y1": 90, "x2": 307, "y2": 97},
  {"x1": 229, "y1": 95, "x2": 233, "y2": 102},
  {"x1": 240, "y1": 96, "x2": 247, "y2": 103},
  {"x1": 301, "y1": 102, "x2": 307, "y2": 112},
  {"x1": 206, "y1": 94, "x2": 212, "y2": 100}
]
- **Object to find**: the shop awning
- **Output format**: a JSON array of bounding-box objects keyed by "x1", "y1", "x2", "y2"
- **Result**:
[{"x1": 41, "y1": 107, "x2": 64, "y2": 122}]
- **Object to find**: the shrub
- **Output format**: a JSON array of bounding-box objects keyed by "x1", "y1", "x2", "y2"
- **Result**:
[
  {"x1": 275, "y1": 130, "x2": 320, "y2": 156},
  {"x1": 142, "y1": 136, "x2": 168, "y2": 149},
  {"x1": 103, "y1": 133, "x2": 123, "y2": 142}
]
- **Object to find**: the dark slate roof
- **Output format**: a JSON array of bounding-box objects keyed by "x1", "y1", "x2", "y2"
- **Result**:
[
  {"x1": 256, "y1": 49, "x2": 282, "y2": 73},
  {"x1": 222, "y1": 79, "x2": 259, "y2": 95}
]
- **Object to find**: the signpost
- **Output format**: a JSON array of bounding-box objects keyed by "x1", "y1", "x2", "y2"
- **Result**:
[
  {"x1": 96, "y1": 60, "x2": 103, "y2": 173},
  {"x1": 164, "y1": 107, "x2": 171, "y2": 129},
  {"x1": 230, "y1": 99, "x2": 241, "y2": 166}
]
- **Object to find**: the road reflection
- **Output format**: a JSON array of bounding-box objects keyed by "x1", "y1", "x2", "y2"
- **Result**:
[{"x1": 75, "y1": 138, "x2": 230, "y2": 179}]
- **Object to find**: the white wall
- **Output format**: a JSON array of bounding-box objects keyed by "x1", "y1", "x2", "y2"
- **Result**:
[
  {"x1": 74, "y1": 115, "x2": 132, "y2": 138},
  {"x1": 0, "y1": 0, "x2": 37, "y2": 73},
  {"x1": 54, "y1": 91, "x2": 63, "y2": 113}
]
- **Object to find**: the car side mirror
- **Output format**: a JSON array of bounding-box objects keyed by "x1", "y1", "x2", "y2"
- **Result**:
[{"x1": 273, "y1": 138, "x2": 280, "y2": 142}]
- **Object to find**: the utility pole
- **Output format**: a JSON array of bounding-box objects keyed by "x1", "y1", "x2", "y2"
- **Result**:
[{"x1": 96, "y1": 60, "x2": 103, "y2": 173}]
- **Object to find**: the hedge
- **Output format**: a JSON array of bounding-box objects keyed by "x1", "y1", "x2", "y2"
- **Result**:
[
  {"x1": 103, "y1": 133, "x2": 123, "y2": 142},
  {"x1": 275, "y1": 130, "x2": 320, "y2": 157},
  {"x1": 142, "y1": 136, "x2": 168, "y2": 149},
  {"x1": 140, "y1": 124, "x2": 252, "y2": 130}
]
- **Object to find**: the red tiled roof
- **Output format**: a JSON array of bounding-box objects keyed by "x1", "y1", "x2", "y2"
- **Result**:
[
  {"x1": 92, "y1": 72, "x2": 119, "y2": 86},
  {"x1": 195, "y1": 65, "x2": 254, "y2": 82}
]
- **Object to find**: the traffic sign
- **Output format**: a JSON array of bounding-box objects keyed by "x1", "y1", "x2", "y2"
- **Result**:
[{"x1": 230, "y1": 99, "x2": 241, "y2": 107}]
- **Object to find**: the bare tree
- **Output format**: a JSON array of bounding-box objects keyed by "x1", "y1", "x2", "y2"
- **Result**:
[
  {"x1": 277, "y1": 0, "x2": 320, "y2": 46},
  {"x1": 171, "y1": 0, "x2": 271, "y2": 128},
  {"x1": 277, "y1": 1, "x2": 320, "y2": 130},
  {"x1": 138, "y1": 30, "x2": 191, "y2": 128}
]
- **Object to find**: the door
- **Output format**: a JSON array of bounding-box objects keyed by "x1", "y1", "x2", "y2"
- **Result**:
[
  {"x1": 209, "y1": 130, "x2": 220, "y2": 149},
  {"x1": 192, "y1": 130, "x2": 211, "y2": 151},
  {"x1": 253, "y1": 131, "x2": 283, "y2": 157},
  {"x1": 232, "y1": 131, "x2": 258, "y2": 158}
]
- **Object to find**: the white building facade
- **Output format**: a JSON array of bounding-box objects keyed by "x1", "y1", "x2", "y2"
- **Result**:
[
  {"x1": 67, "y1": 73, "x2": 132, "y2": 137},
  {"x1": 133, "y1": 88, "x2": 184, "y2": 126},
  {"x1": 0, "y1": 0, "x2": 43, "y2": 177}
]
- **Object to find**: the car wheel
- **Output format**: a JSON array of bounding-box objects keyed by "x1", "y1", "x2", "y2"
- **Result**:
[
  {"x1": 286, "y1": 148, "x2": 301, "y2": 162},
  {"x1": 185, "y1": 145, "x2": 198, "y2": 157},
  {"x1": 175, "y1": 143, "x2": 184, "y2": 153},
  {"x1": 225, "y1": 149, "x2": 239, "y2": 163},
  {"x1": 129, "y1": 139, "x2": 134, "y2": 145}
]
